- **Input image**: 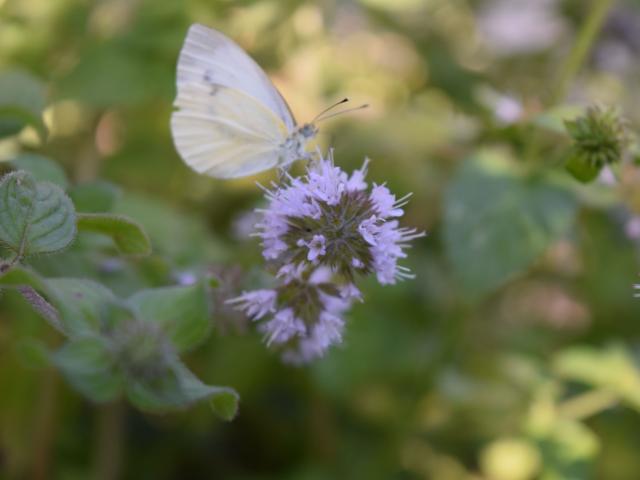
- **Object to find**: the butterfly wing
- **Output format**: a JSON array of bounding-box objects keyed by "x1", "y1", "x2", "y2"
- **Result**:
[
  {"x1": 176, "y1": 23, "x2": 296, "y2": 130},
  {"x1": 171, "y1": 82, "x2": 289, "y2": 178}
]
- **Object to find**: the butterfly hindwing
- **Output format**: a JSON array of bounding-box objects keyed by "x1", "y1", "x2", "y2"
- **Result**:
[{"x1": 171, "y1": 83, "x2": 288, "y2": 178}]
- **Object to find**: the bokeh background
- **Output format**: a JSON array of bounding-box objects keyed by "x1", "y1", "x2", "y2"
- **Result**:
[{"x1": 2, "y1": 0, "x2": 640, "y2": 478}]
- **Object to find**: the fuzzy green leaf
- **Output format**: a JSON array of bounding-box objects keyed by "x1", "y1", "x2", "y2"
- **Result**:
[
  {"x1": 77, "y1": 213, "x2": 151, "y2": 256},
  {"x1": 68, "y1": 180, "x2": 121, "y2": 213},
  {"x1": 210, "y1": 389, "x2": 240, "y2": 421},
  {"x1": 45, "y1": 277, "x2": 134, "y2": 337},
  {"x1": 8, "y1": 154, "x2": 68, "y2": 188},
  {"x1": 0, "y1": 70, "x2": 48, "y2": 140},
  {"x1": 53, "y1": 336, "x2": 123, "y2": 403},
  {"x1": 554, "y1": 345, "x2": 640, "y2": 411},
  {"x1": 0, "y1": 266, "x2": 62, "y2": 330},
  {"x1": 0, "y1": 171, "x2": 76, "y2": 258},
  {"x1": 128, "y1": 282, "x2": 211, "y2": 353},
  {"x1": 444, "y1": 153, "x2": 577, "y2": 297},
  {"x1": 126, "y1": 356, "x2": 238, "y2": 418}
]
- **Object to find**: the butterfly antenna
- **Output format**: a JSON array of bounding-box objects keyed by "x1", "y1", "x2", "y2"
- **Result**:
[
  {"x1": 316, "y1": 103, "x2": 369, "y2": 123},
  {"x1": 312, "y1": 98, "x2": 349, "y2": 122}
]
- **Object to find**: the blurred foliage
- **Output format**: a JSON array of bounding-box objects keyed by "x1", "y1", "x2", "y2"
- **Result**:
[{"x1": 2, "y1": 0, "x2": 640, "y2": 479}]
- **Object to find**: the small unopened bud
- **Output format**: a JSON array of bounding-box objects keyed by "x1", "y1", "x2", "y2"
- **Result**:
[{"x1": 564, "y1": 106, "x2": 628, "y2": 182}]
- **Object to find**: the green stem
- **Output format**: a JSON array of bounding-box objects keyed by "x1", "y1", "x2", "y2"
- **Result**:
[
  {"x1": 525, "y1": 0, "x2": 615, "y2": 166},
  {"x1": 558, "y1": 389, "x2": 618, "y2": 420},
  {"x1": 29, "y1": 370, "x2": 60, "y2": 480},
  {"x1": 552, "y1": 0, "x2": 616, "y2": 104},
  {"x1": 92, "y1": 401, "x2": 126, "y2": 480}
]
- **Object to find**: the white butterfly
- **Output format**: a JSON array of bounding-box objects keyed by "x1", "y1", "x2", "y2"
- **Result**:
[{"x1": 171, "y1": 24, "x2": 361, "y2": 179}]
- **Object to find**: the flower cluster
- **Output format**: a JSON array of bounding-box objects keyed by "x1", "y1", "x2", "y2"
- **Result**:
[{"x1": 229, "y1": 153, "x2": 424, "y2": 363}]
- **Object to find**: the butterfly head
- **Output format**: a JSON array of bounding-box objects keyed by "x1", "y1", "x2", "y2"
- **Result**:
[{"x1": 299, "y1": 123, "x2": 319, "y2": 139}]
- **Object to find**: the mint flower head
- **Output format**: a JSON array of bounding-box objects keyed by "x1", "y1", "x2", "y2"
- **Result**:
[
  {"x1": 229, "y1": 153, "x2": 424, "y2": 363},
  {"x1": 257, "y1": 154, "x2": 423, "y2": 283}
]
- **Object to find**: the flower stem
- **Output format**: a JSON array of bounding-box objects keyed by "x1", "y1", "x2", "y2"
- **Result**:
[
  {"x1": 92, "y1": 401, "x2": 126, "y2": 480},
  {"x1": 525, "y1": 0, "x2": 615, "y2": 166},
  {"x1": 558, "y1": 389, "x2": 618, "y2": 420},
  {"x1": 552, "y1": 0, "x2": 616, "y2": 104},
  {"x1": 29, "y1": 370, "x2": 59, "y2": 480}
]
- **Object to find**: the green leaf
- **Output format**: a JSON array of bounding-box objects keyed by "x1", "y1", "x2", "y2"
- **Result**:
[
  {"x1": 8, "y1": 153, "x2": 68, "y2": 188},
  {"x1": 444, "y1": 153, "x2": 577, "y2": 297},
  {"x1": 210, "y1": 389, "x2": 240, "y2": 421},
  {"x1": 46, "y1": 277, "x2": 132, "y2": 337},
  {"x1": 113, "y1": 192, "x2": 226, "y2": 264},
  {"x1": 554, "y1": 345, "x2": 640, "y2": 410},
  {"x1": 126, "y1": 356, "x2": 238, "y2": 419},
  {"x1": 57, "y1": 46, "x2": 159, "y2": 107},
  {"x1": 0, "y1": 70, "x2": 48, "y2": 140},
  {"x1": 77, "y1": 213, "x2": 151, "y2": 256},
  {"x1": 127, "y1": 282, "x2": 211, "y2": 353},
  {"x1": 532, "y1": 105, "x2": 583, "y2": 134},
  {"x1": 53, "y1": 336, "x2": 123, "y2": 403},
  {"x1": 0, "y1": 268, "x2": 125, "y2": 336},
  {"x1": 0, "y1": 264, "x2": 51, "y2": 293},
  {"x1": 0, "y1": 171, "x2": 76, "y2": 257},
  {"x1": 0, "y1": 267, "x2": 60, "y2": 332},
  {"x1": 68, "y1": 180, "x2": 121, "y2": 212}
]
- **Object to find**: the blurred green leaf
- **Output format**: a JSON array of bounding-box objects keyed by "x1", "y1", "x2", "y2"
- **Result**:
[
  {"x1": 532, "y1": 105, "x2": 584, "y2": 134},
  {"x1": 112, "y1": 193, "x2": 225, "y2": 264},
  {"x1": 0, "y1": 266, "x2": 62, "y2": 329},
  {"x1": 57, "y1": 46, "x2": 160, "y2": 107},
  {"x1": 77, "y1": 213, "x2": 151, "y2": 256},
  {"x1": 126, "y1": 356, "x2": 238, "y2": 419},
  {"x1": 536, "y1": 418, "x2": 599, "y2": 480},
  {"x1": 68, "y1": 180, "x2": 121, "y2": 213},
  {"x1": 554, "y1": 345, "x2": 640, "y2": 410},
  {"x1": 0, "y1": 171, "x2": 76, "y2": 258},
  {"x1": 53, "y1": 336, "x2": 123, "y2": 403},
  {"x1": 0, "y1": 264, "x2": 51, "y2": 294},
  {"x1": 127, "y1": 282, "x2": 211, "y2": 353},
  {"x1": 210, "y1": 388, "x2": 240, "y2": 421},
  {"x1": 0, "y1": 70, "x2": 47, "y2": 140},
  {"x1": 8, "y1": 154, "x2": 68, "y2": 188},
  {"x1": 45, "y1": 277, "x2": 122, "y2": 337},
  {"x1": 444, "y1": 153, "x2": 577, "y2": 297}
]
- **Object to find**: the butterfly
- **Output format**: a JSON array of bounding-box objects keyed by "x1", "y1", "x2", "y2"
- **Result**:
[{"x1": 170, "y1": 24, "x2": 365, "y2": 179}]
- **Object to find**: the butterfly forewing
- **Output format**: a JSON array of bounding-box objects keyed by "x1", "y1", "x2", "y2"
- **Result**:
[{"x1": 177, "y1": 24, "x2": 296, "y2": 130}]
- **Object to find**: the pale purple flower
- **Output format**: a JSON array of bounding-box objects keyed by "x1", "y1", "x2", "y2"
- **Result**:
[
  {"x1": 626, "y1": 216, "x2": 640, "y2": 240},
  {"x1": 261, "y1": 308, "x2": 306, "y2": 346},
  {"x1": 299, "y1": 234, "x2": 327, "y2": 262},
  {"x1": 232, "y1": 152, "x2": 423, "y2": 363},
  {"x1": 175, "y1": 271, "x2": 198, "y2": 286},
  {"x1": 256, "y1": 152, "x2": 424, "y2": 283},
  {"x1": 370, "y1": 184, "x2": 405, "y2": 217},
  {"x1": 479, "y1": 0, "x2": 566, "y2": 56},
  {"x1": 226, "y1": 289, "x2": 277, "y2": 320},
  {"x1": 358, "y1": 215, "x2": 379, "y2": 245}
]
